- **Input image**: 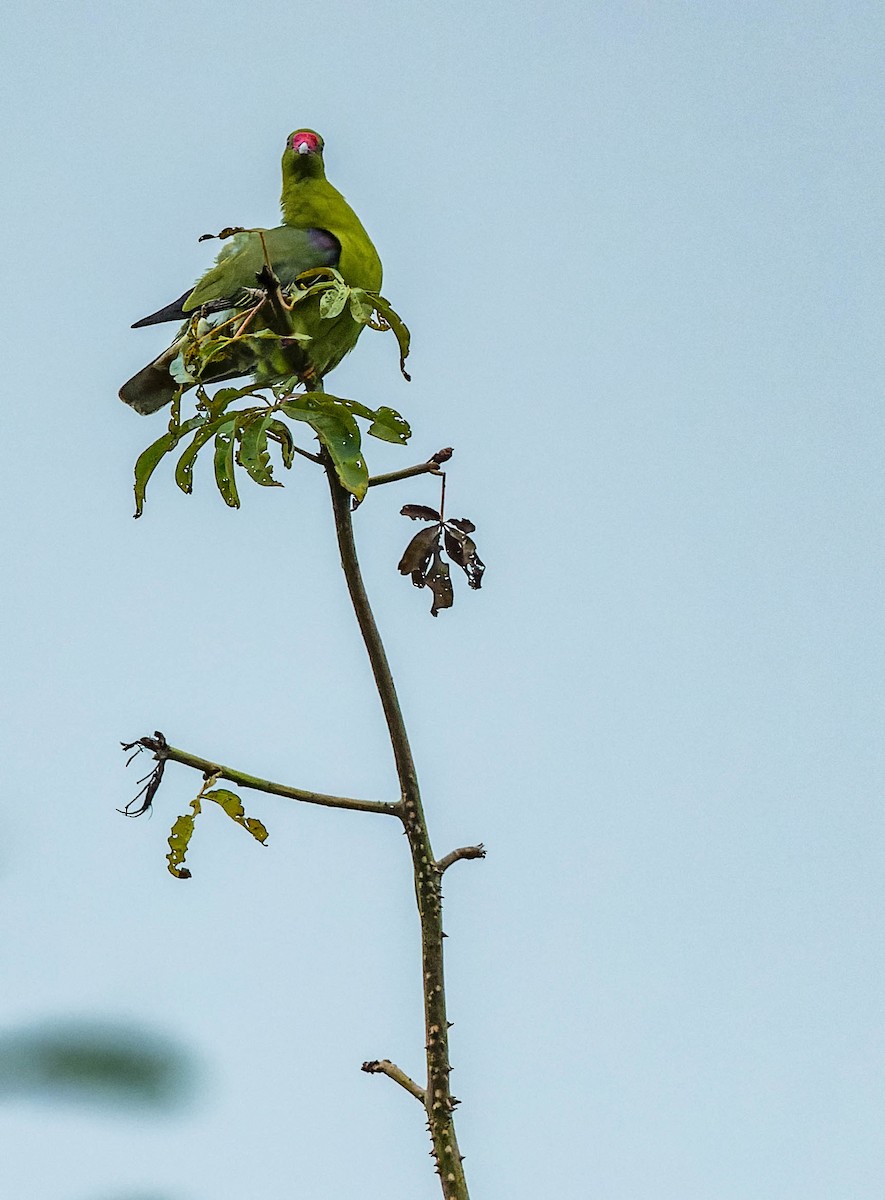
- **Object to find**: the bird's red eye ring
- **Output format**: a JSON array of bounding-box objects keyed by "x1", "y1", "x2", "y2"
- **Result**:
[{"x1": 291, "y1": 131, "x2": 320, "y2": 154}]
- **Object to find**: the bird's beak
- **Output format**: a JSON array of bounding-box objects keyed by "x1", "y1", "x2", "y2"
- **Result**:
[{"x1": 297, "y1": 142, "x2": 310, "y2": 155}]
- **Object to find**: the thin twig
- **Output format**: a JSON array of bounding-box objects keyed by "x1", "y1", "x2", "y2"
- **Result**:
[
  {"x1": 435, "y1": 845, "x2": 486, "y2": 874},
  {"x1": 290, "y1": 442, "x2": 322, "y2": 465},
  {"x1": 128, "y1": 734, "x2": 396, "y2": 817},
  {"x1": 367, "y1": 447, "x2": 454, "y2": 489},
  {"x1": 362, "y1": 1059, "x2": 426, "y2": 1104},
  {"x1": 368, "y1": 461, "x2": 441, "y2": 488}
]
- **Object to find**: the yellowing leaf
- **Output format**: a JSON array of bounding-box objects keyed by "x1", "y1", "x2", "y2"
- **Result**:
[{"x1": 204, "y1": 789, "x2": 269, "y2": 845}]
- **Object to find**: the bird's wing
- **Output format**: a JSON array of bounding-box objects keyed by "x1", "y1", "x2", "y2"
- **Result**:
[
  {"x1": 129, "y1": 226, "x2": 340, "y2": 328},
  {"x1": 186, "y1": 225, "x2": 339, "y2": 309}
]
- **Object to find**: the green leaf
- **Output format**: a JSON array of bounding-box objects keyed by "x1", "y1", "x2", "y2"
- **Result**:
[
  {"x1": 238, "y1": 327, "x2": 307, "y2": 342},
  {"x1": 267, "y1": 419, "x2": 296, "y2": 468},
  {"x1": 0, "y1": 1024, "x2": 192, "y2": 1108},
  {"x1": 367, "y1": 405, "x2": 411, "y2": 444},
  {"x1": 174, "y1": 413, "x2": 234, "y2": 494},
  {"x1": 331, "y1": 395, "x2": 374, "y2": 420},
  {"x1": 279, "y1": 394, "x2": 323, "y2": 421},
  {"x1": 133, "y1": 417, "x2": 204, "y2": 518},
  {"x1": 204, "y1": 789, "x2": 269, "y2": 845},
  {"x1": 294, "y1": 265, "x2": 340, "y2": 284},
  {"x1": 281, "y1": 396, "x2": 368, "y2": 499},
  {"x1": 327, "y1": 396, "x2": 409, "y2": 445},
  {"x1": 207, "y1": 385, "x2": 260, "y2": 413},
  {"x1": 348, "y1": 289, "x2": 375, "y2": 324},
  {"x1": 166, "y1": 812, "x2": 197, "y2": 879},
  {"x1": 169, "y1": 351, "x2": 196, "y2": 385},
  {"x1": 319, "y1": 280, "x2": 348, "y2": 320},
  {"x1": 372, "y1": 294, "x2": 412, "y2": 381},
  {"x1": 314, "y1": 410, "x2": 367, "y2": 499},
  {"x1": 213, "y1": 420, "x2": 240, "y2": 508},
  {"x1": 237, "y1": 411, "x2": 280, "y2": 488}
]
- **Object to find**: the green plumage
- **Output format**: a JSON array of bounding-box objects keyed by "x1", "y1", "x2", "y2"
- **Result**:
[{"x1": 120, "y1": 130, "x2": 382, "y2": 415}]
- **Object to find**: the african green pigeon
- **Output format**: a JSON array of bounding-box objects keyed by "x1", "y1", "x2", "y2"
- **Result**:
[{"x1": 120, "y1": 130, "x2": 382, "y2": 414}]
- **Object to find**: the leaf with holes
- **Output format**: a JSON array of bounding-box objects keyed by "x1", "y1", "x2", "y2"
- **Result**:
[
  {"x1": 401, "y1": 504, "x2": 441, "y2": 522},
  {"x1": 204, "y1": 789, "x2": 269, "y2": 846},
  {"x1": 367, "y1": 406, "x2": 411, "y2": 445},
  {"x1": 266, "y1": 419, "x2": 297, "y2": 468},
  {"x1": 319, "y1": 280, "x2": 349, "y2": 320},
  {"x1": 237, "y1": 411, "x2": 280, "y2": 488},
  {"x1": 281, "y1": 397, "x2": 367, "y2": 499},
  {"x1": 423, "y1": 547, "x2": 454, "y2": 617},
  {"x1": 349, "y1": 289, "x2": 375, "y2": 324},
  {"x1": 443, "y1": 521, "x2": 485, "y2": 590},
  {"x1": 166, "y1": 806, "x2": 199, "y2": 880},
  {"x1": 398, "y1": 523, "x2": 442, "y2": 583},
  {"x1": 213, "y1": 420, "x2": 240, "y2": 508},
  {"x1": 133, "y1": 416, "x2": 204, "y2": 518},
  {"x1": 174, "y1": 413, "x2": 232, "y2": 494},
  {"x1": 397, "y1": 523, "x2": 456, "y2": 616}
]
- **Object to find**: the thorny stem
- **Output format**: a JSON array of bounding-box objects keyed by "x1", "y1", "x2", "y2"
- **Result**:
[
  {"x1": 324, "y1": 453, "x2": 471, "y2": 1200},
  {"x1": 124, "y1": 428, "x2": 476, "y2": 1196}
]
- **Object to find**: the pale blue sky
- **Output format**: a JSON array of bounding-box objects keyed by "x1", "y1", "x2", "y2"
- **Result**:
[{"x1": 1, "y1": 2, "x2": 883, "y2": 1198}]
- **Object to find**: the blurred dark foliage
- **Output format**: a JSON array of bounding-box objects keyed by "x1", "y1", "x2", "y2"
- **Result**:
[{"x1": 0, "y1": 1020, "x2": 196, "y2": 1109}]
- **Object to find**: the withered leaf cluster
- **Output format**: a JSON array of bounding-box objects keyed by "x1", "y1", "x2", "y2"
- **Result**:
[{"x1": 398, "y1": 505, "x2": 485, "y2": 616}]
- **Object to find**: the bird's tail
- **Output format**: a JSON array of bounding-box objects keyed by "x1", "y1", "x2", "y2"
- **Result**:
[{"x1": 119, "y1": 347, "x2": 180, "y2": 415}]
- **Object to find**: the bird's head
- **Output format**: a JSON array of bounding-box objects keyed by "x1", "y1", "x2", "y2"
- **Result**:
[{"x1": 282, "y1": 129, "x2": 326, "y2": 181}]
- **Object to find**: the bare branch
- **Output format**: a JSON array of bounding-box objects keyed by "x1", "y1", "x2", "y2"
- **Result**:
[
  {"x1": 435, "y1": 845, "x2": 486, "y2": 874},
  {"x1": 362, "y1": 1059, "x2": 426, "y2": 1104},
  {"x1": 123, "y1": 733, "x2": 397, "y2": 817},
  {"x1": 368, "y1": 448, "x2": 454, "y2": 490}
]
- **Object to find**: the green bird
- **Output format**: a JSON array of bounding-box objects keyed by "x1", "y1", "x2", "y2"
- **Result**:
[{"x1": 120, "y1": 129, "x2": 382, "y2": 415}]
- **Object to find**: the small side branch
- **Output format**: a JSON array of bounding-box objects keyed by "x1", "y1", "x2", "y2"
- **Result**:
[
  {"x1": 362, "y1": 1059, "x2": 426, "y2": 1104},
  {"x1": 121, "y1": 733, "x2": 397, "y2": 817},
  {"x1": 435, "y1": 845, "x2": 486, "y2": 874},
  {"x1": 368, "y1": 447, "x2": 454, "y2": 490},
  {"x1": 290, "y1": 442, "x2": 322, "y2": 465}
]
